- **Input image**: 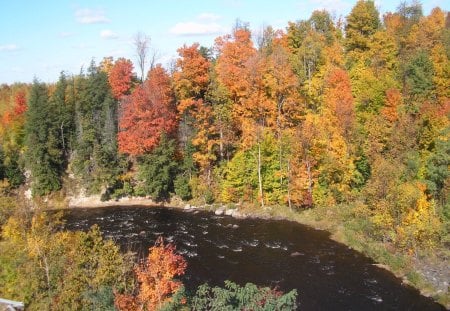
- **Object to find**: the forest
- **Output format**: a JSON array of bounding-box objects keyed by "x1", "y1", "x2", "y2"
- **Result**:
[{"x1": 0, "y1": 0, "x2": 449, "y2": 309}]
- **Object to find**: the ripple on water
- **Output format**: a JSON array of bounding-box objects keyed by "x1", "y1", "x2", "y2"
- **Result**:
[{"x1": 243, "y1": 239, "x2": 259, "y2": 247}]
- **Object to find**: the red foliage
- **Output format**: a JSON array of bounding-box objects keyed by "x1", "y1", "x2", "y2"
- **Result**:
[
  {"x1": 382, "y1": 88, "x2": 402, "y2": 122},
  {"x1": 109, "y1": 58, "x2": 134, "y2": 99},
  {"x1": 118, "y1": 65, "x2": 177, "y2": 155},
  {"x1": 324, "y1": 68, "x2": 355, "y2": 136},
  {"x1": 13, "y1": 91, "x2": 27, "y2": 116}
]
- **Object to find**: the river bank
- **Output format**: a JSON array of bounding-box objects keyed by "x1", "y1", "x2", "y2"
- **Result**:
[{"x1": 64, "y1": 195, "x2": 449, "y2": 309}]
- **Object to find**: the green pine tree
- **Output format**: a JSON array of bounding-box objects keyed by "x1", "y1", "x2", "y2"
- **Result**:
[
  {"x1": 137, "y1": 134, "x2": 178, "y2": 201},
  {"x1": 25, "y1": 80, "x2": 63, "y2": 196}
]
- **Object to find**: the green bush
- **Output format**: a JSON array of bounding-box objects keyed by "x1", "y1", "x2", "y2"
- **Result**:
[{"x1": 191, "y1": 281, "x2": 298, "y2": 311}]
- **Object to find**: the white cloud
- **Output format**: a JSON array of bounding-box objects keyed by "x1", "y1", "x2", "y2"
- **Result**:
[
  {"x1": 0, "y1": 44, "x2": 19, "y2": 52},
  {"x1": 100, "y1": 29, "x2": 118, "y2": 39},
  {"x1": 197, "y1": 13, "x2": 221, "y2": 22},
  {"x1": 75, "y1": 8, "x2": 110, "y2": 24},
  {"x1": 170, "y1": 22, "x2": 225, "y2": 36}
]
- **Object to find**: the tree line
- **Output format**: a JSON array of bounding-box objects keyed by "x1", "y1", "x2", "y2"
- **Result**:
[{"x1": 0, "y1": 0, "x2": 449, "y2": 251}]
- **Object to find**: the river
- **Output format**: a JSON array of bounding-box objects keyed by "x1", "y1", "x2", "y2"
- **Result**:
[{"x1": 62, "y1": 205, "x2": 445, "y2": 310}]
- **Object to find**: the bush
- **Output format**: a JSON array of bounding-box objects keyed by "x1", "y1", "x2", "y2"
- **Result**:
[
  {"x1": 174, "y1": 174, "x2": 192, "y2": 201},
  {"x1": 191, "y1": 281, "x2": 298, "y2": 311}
]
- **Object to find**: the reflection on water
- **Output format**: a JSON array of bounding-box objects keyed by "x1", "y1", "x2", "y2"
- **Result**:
[{"x1": 62, "y1": 206, "x2": 445, "y2": 311}]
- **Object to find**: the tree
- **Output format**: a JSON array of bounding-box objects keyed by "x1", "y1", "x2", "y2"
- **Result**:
[
  {"x1": 345, "y1": 0, "x2": 380, "y2": 54},
  {"x1": 215, "y1": 28, "x2": 256, "y2": 103},
  {"x1": 134, "y1": 32, "x2": 155, "y2": 82},
  {"x1": 405, "y1": 50, "x2": 434, "y2": 102},
  {"x1": 118, "y1": 65, "x2": 177, "y2": 156},
  {"x1": 25, "y1": 80, "x2": 63, "y2": 196},
  {"x1": 192, "y1": 281, "x2": 297, "y2": 311},
  {"x1": 108, "y1": 58, "x2": 134, "y2": 99},
  {"x1": 323, "y1": 67, "x2": 355, "y2": 138},
  {"x1": 72, "y1": 61, "x2": 120, "y2": 193},
  {"x1": 115, "y1": 237, "x2": 187, "y2": 311},
  {"x1": 173, "y1": 43, "x2": 215, "y2": 184},
  {"x1": 136, "y1": 134, "x2": 178, "y2": 201}
]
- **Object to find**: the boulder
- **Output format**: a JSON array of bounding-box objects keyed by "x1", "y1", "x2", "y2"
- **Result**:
[
  {"x1": 225, "y1": 209, "x2": 235, "y2": 216},
  {"x1": 215, "y1": 208, "x2": 225, "y2": 215}
]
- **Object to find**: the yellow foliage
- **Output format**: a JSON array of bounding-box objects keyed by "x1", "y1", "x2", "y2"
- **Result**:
[{"x1": 395, "y1": 183, "x2": 442, "y2": 250}]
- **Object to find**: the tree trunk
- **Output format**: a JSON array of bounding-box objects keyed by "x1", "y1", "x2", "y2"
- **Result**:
[
  {"x1": 287, "y1": 158, "x2": 292, "y2": 210},
  {"x1": 257, "y1": 141, "x2": 264, "y2": 208}
]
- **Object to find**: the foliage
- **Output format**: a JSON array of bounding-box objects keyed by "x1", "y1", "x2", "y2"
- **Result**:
[
  {"x1": 114, "y1": 236, "x2": 187, "y2": 311},
  {"x1": 191, "y1": 281, "x2": 298, "y2": 311},
  {"x1": 118, "y1": 65, "x2": 177, "y2": 156},
  {"x1": 72, "y1": 61, "x2": 120, "y2": 194},
  {"x1": 0, "y1": 0, "x2": 448, "y2": 270},
  {"x1": 136, "y1": 134, "x2": 178, "y2": 201},
  {"x1": 345, "y1": 0, "x2": 381, "y2": 54},
  {"x1": 108, "y1": 58, "x2": 134, "y2": 99},
  {"x1": 25, "y1": 80, "x2": 63, "y2": 196},
  {"x1": 0, "y1": 212, "x2": 134, "y2": 310}
]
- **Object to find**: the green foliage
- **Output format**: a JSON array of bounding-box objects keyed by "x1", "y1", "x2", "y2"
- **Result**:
[
  {"x1": 405, "y1": 51, "x2": 434, "y2": 100},
  {"x1": 0, "y1": 181, "x2": 16, "y2": 226},
  {"x1": 3, "y1": 150, "x2": 24, "y2": 187},
  {"x1": 220, "y1": 149, "x2": 256, "y2": 203},
  {"x1": 72, "y1": 61, "x2": 120, "y2": 194},
  {"x1": 352, "y1": 150, "x2": 371, "y2": 189},
  {"x1": 424, "y1": 131, "x2": 450, "y2": 200},
  {"x1": 174, "y1": 174, "x2": 192, "y2": 201},
  {"x1": 220, "y1": 133, "x2": 284, "y2": 205},
  {"x1": 191, "y1": 281, "x2": 298, "y2": 311},
  {"x1": 137, "y1": 134, "x2": 178, "y2": 201},
  {"x1": 25, "y1": 80, "x2": 63, "y2": 196}
]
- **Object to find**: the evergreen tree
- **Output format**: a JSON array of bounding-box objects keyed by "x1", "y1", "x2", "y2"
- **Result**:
[
  {"x1": 51, "y1": 72, "x2": 75, "y2": 162},
  {"x1": 136, "y1": 134, "x2": 178, "y2": 201},
  {"x1": 73, "y1": 61, "x2": 119, "y2": 193},
  {"x1": 405, "y1": 50, "x2": 434, "y2": 101},
  {"x1": 25, "y1": 80, "x2": 62, "y2": 196},
  {"x1": 0, "y1": 145, "x2": 5, "y2": 180}
]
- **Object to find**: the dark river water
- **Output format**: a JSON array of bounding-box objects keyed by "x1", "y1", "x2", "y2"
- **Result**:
[{"x1": 62, "y1": 206, "x2": 445, "y2": 310}]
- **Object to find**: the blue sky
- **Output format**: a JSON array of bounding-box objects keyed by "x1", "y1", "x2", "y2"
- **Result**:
[{"x1": 0, "y1": 0, "x2": 448, "y2": 84}]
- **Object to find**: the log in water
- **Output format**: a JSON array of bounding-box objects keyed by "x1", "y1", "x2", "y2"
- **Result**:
[{"x1": 62, "y1": 206, "x2": 445, "y2": 310}]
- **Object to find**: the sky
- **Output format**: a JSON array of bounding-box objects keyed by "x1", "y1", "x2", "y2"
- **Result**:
[{"x1": 0, "y1": 0, "x2": 448, "y2": 84}]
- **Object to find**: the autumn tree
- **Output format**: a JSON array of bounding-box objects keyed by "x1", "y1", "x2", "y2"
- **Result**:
[
  {"x1": 323, "y1": 67, "x2": 355, "y2": 138},
  {"x1": 115, "y1": 237, "x2": 187, "y2": 311},
  {"x1": 108, "y1": 58, "x2": 134, "y2": 99},
  {"x1": 118, "y1": 65, "x2": 177, "y2": 156},
  {"x1": 215, "y1": 27, "x2": 256, "y2": 105},
  {"x1": 173, "y1": 43, "x2": 214, "y2": 187},
  {"x1": 345, "y1": 0, "x2": 380, "y2": 54}
]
